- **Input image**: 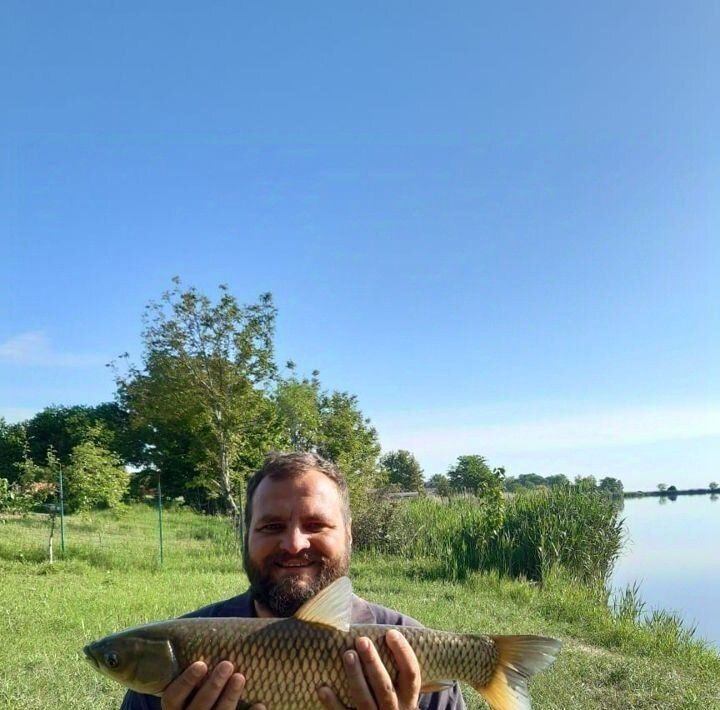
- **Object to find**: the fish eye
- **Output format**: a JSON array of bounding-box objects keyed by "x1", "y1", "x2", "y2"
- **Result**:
[{"x1": 105, "y1": 652, "x2": 120, "y2": 669}]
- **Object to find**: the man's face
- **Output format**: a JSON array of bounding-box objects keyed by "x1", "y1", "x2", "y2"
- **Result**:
[{"x1": 244, "y1": 468, "x2": 351, "y2": 617}]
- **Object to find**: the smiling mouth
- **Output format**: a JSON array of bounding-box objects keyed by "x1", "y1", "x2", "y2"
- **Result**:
[
  {"x1": 275, "y1": 560, "x2": 317, "y2": 570},
  {"x1": 277, "y1": 562, "x2": 314, "y2": 568}
]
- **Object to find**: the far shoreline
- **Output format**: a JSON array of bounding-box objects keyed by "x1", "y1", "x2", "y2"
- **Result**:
[{"x1": 624, "y1": 488, "x2": 717, "y2": 499}]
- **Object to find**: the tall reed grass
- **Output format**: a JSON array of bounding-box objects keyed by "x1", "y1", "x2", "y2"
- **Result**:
[{"x1": 354, "y1": 487, "x2": 624, "y2": 585}]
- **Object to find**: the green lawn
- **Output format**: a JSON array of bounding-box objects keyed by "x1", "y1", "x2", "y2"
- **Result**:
[{"x1": 1, "y1": 507, "x2": 718, "y2": 709}]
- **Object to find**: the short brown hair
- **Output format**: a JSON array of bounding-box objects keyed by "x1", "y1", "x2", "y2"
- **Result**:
[{"x1": 244, "y1": 452, "x2": 350, "y2": 533}]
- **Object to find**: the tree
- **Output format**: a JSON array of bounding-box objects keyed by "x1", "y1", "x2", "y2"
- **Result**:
[
  {"x1": 709, "y1": 482, "x2": 718, "y2": 491},
  {"x1": 574, "y1": 475, "x2": 597, "y2": 491},
  {"x1": 114, "y1": 279, "x2": 281, "y2": 522},
  {"x1": 63, "y1": 441, "x2": 129, "y2": 513},
  {"x1": 545, "y1": 474, "x2": 570, "y2": 488},
  {"x1": 380, "y1": 450, "x2": 425, "y2": 493},
  {"x1": 598, "y1": 477, "x2": 624, "y2": 497},
  {"x1": 21, "y1": 403, "x2": 140, "y2": 467},
  {"x1": 517, "y1": 473, "x2": 547, "y2": 489},
  {"x1": 317, "y1": 391, "x2": 383, "y2": 499},
  {"x1": 448, "y1": 455, "x2": 503, "y2": 497},
  {"x1": 427, "y1": 473, "x2": 451, "y2": 498},
  {"x1": 274, "y1": 364, "x2": 323, "y2": 451},
  {"x1": 0, "y1": 418, "x2": 27, "y2": 484},
  {"x1": 657, "y1": 483, "x2": 668, "y2": 492}
]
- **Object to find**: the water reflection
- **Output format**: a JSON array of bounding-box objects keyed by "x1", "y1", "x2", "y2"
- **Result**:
[{"x1": 612, "y1": 494, "x2": 719, "y2": 648}]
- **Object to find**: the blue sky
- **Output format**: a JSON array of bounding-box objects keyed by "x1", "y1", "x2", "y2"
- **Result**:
[{"x1": 2, "y1": 2, "x2": 718, "y2": 489}]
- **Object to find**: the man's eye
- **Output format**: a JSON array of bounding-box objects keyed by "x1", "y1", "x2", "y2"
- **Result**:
[
  {"x1": 259, "y1": 523, "x2": 283, "y2": 532},
  {"x1": 306, "y1": 522, "x2": 328, "y2": 532}
]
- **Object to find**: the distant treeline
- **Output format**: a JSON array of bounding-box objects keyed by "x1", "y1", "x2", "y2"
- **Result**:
[
  {"x1": 624, "y1": 486, "x2": 717, "y2": 499},
  {"x1": 503, "y1": 473, "x2": 624, "y2": 496}
]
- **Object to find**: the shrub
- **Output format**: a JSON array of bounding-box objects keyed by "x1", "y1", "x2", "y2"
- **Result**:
[{"x1": 63, "y1": 442, "x2": 130, "y2": 513}]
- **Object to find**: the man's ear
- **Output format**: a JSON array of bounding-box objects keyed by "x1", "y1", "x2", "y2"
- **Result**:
[{"x1": 346, "y1": 519, "x2": 352, "y2": 546}]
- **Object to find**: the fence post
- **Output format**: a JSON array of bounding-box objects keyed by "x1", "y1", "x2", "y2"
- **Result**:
[
  {"x1": 157, "y1": 473, "x2": 164, "y2": 565},
  {"x1": 58, "y1": 463, "x2": 65, "y2": 556}
]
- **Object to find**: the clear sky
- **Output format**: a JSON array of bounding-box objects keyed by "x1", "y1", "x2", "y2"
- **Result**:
[{"x1": 3, "y1": 2, "x2": 718, "y2": 490}]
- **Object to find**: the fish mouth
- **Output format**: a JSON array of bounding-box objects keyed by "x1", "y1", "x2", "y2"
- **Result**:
[{"x1": 83, "y1": 645, "x2": 99, "y2": 669}]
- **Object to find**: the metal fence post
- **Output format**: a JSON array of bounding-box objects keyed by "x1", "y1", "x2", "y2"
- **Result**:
[
  {"x1": 157, "y1": 473, "x2": 164, "y2": 565},
  {"x1": 58, "y1": 463, "x2": 65, "y2": 556}
]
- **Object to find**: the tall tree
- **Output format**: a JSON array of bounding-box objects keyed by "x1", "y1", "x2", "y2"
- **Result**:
[
  {"x1": 21, "y1": 403, "x2": 138, "y2": 467},
  {"x1": 598, "y1": 477, "x2": 624, "y2": 497},
  {"x1": 428, "y1": 473, "x2": 451, "y2": 498},
  {"x1": 574, "y1": 475, "x2": 598, "y2": 491},
  {"x1": 0, "y1": 418, "x2": 27, "y2": 484},
  {"x1": 317, "y1": 391, "x2": 383, "y2": 499},
  {"x1": 274, "y1": 363, "x2": 323, "y2": 451},
  {"x1": 380, "y1": 450, "x2": 425, "y2": 493},
  {"x1": 545, "y1": 474, "x2": 570, "y2": 488},
  {"x1": 448, "y1": 455, "x2": 503, "y2": 497},
  {"x1": 115, "y1": 279, "x2": 281, "y2": 521}
]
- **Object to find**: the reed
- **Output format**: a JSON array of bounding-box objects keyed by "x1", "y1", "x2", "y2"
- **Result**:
[{"x1": 355, "y1": 487, "x2": 624, "y2": 585}]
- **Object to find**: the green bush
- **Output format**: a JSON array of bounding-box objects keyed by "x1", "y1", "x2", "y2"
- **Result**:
[{"x1": 63, "y1": 442, "x2": 130, "y2": 513}]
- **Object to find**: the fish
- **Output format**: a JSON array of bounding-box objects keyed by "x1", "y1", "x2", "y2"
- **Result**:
[{"x1": 83, "y1": 576, "x2": 561, "y2": 709}]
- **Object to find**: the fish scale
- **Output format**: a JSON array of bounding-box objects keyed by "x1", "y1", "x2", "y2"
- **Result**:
[
  {"x1": 155, "y1": 617, "x2": 497, "y2": 708},
  {"x1": 84, "y1": 576, "x2": 561, "y2": 709}
]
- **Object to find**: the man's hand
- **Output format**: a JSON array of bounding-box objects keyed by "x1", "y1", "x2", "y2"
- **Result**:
[
  {"x1": 160, "y1": 661, "x2": 266, "y2": 710},
  {"x1": 317, "y1": 630, "x2": 422, "y2": 710}
]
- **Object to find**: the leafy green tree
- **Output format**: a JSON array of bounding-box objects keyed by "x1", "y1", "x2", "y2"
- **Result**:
[
  {"x1": 0, "y1": 477, "x2": 37, "y2": 514},
  {"x1": 709, "y1": 482, "x2": 718, "y2": 491},
  {"x1": 0, "y1": 418, "x2": 27, "y2": 484},
  {"x1": 448, "y1": 455, "x2": 506, "y2": 537},
  {"x1": 545, "y1": 474, "x2": 570, "y2": 488},
  {"x1": 25, "y1": 406, "x2": 110, "y2": 463},
  {"x1": 598, "y1": 477, "x2": 624, "y2": 497},
  {"x1": 428, "y1": 473, "x2": 451, "y2": 498},
  {"x1": 114, "y1": 279, "x2": 281, "y2": 520},
  {"x1": 517, "y1": 473, "x2": 547, "y2": 489},
  {"x1": 448, "y1": 455, "x2": 503, "y2": 496},
  {"x1": 274, "y1": 363, "x2": 323, "y2": 451},
  {"x1": 380, "y1": 450, "x2": 425, "y2": 493},
  {"x1": 64, "y1": 441, "x2": 130, "y2": 513},
  {"x1": 317, "y1": 391, "x2": 383, "y2": 500},
  {"x1": 574, "y1": 475, "x2": 598, "y2": 491},
  {"x1": 21, "y1": 403, "x2": 140, "y2": 467}
]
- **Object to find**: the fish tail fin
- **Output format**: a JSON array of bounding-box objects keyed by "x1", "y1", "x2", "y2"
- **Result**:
[{"x1": 473, "y1": 635, "x2": 561, "y2": 710}]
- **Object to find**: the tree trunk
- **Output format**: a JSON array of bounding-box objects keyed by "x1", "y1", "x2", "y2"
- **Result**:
[
  {"x1": 47, "y1": 512, "x2": 56, "y2": 564},
  {"x1": 218, "y1": 438, "x2": 240, "y2": 517}
]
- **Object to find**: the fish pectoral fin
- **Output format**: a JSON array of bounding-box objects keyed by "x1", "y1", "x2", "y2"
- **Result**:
[
  {"x1": 294, "y1": 576, "x2": 352, "y2": 632},
  {"x1": 420, "y1": 680, "x2": 455, "y2": 693}
]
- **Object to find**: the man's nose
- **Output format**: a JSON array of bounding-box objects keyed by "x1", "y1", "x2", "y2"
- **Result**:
[{"x1": 279, "y1": 527, "x2": 311, "y2": 555}]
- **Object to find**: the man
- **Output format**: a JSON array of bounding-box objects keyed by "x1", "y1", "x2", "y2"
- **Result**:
[{"x1": 122, "y1": 452, "x2": 466, "y2": 710}]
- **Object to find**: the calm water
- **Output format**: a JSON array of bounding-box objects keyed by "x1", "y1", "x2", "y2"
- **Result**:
[{"x1": 612, "y1": 494, "x2": 720, "y2": 647}]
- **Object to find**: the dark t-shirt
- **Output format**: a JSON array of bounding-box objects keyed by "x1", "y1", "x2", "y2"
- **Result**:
[{"x1": 120, "y1": 590, "x2": 466, "y2": 709}]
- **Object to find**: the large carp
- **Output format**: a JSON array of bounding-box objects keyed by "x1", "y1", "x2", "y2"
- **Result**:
[{"x1": 84, "y1": 576, "x2": 560, "y2": 709}]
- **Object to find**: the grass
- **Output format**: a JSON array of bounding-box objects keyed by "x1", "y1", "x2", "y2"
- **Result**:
[{"x1": 1, "y1": 506, "x2": 718, "y2": 709}]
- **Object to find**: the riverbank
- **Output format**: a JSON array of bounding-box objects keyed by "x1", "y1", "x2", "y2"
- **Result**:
[{"x1": 1, "y1": 507, "x2": 718, "y2": 708}]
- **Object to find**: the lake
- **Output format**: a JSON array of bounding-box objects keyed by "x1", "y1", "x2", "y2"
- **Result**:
[{"x1": 612, "y1": 493, "x2": 720, "y2": 647}]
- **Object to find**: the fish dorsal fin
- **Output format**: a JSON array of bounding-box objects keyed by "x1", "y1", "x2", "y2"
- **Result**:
[{"x1": 294, "y1": 576, "x2": 352, "y2": 632}]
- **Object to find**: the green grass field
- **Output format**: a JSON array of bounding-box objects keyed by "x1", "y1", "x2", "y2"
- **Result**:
[{"x1": 1, "y1": 506, "x2": 718, "y2": 709}]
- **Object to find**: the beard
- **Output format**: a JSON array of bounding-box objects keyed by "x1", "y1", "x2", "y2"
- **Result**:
[{"x1": 244, "y1": 544, "x2": 351, "y2": 617}]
